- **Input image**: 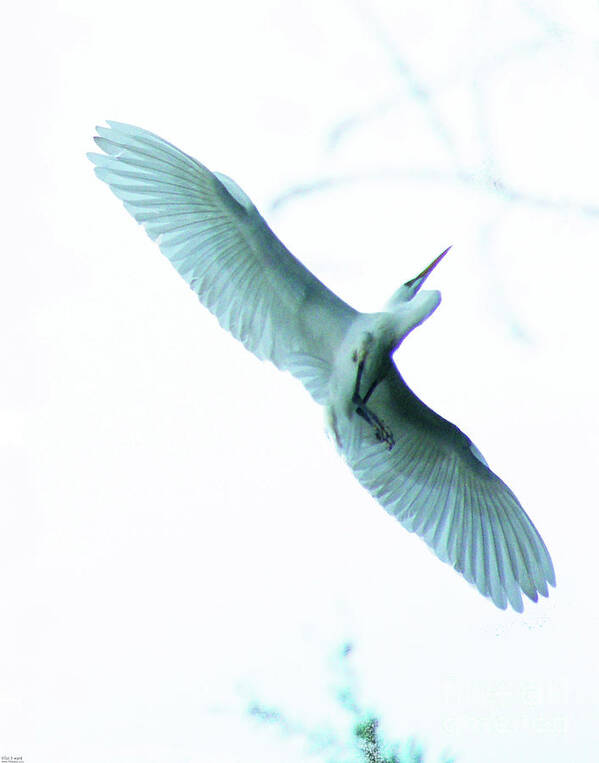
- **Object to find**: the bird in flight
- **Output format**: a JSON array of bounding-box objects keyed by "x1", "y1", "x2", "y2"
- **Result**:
[{"x1": 89, "y1": 121, "x2": 555, "y2": 612}]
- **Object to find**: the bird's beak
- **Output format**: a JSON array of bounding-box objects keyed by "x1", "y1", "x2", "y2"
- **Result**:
[{"x1": 404, "y1": 246, "x2": 451, "y2": 293}]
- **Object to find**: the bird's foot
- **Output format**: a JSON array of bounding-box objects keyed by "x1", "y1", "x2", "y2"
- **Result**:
[
  {"x1": 373, "y1": 417, "x2": 395, "y2": 451},
  {"x1": 354, "y1": 397, "x2": 395, "y2": 451}
]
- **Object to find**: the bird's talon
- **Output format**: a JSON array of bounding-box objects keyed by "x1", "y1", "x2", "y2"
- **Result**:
[
  {"x1": 360, "y1": 405, "x2": 394, "y2": 450},
  {"x1": 376, "y1": 422, "x2": 395, "y2": 450}
]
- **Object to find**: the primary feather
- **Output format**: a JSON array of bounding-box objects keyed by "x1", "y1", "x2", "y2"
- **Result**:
[{"x1": 89, "y1": 120, "x2": 355, "y2": 397}]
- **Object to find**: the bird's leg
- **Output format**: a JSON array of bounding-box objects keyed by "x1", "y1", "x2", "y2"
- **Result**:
[
  {"x1": 352, "y1": 355, "x2": 366, "y2": 401},
  {"x1": 351, "y1": 354, "x2": 394, "y2": 450},
  {"x1": 355, "y1": 404, "x2": 395, "y2": 450},
  {"x1": 362, "y1": 377, "x2": 379, "y2": 405}
]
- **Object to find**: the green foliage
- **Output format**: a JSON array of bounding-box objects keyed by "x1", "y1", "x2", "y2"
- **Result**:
[{"x1": 247, "y1": 642, "x2": 455, "y2": 763}]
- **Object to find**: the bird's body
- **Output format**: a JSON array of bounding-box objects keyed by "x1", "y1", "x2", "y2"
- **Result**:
[
  {"x1": 326, "y1": 286, "x2": 441, "y2": 453},
  {"x1": 329, "y1": 314, "x2": 395, "y2": 432},
  {"x1": 89, "y1": 121, "x2": 555, "y2": 612}
]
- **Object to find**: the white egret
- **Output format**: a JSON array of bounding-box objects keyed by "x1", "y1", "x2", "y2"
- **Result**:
[{"x1": 88, "y1": 121, "x2": 555, "y2": 612}]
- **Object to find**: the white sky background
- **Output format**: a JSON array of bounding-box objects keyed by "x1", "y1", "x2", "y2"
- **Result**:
[{"x1": 2, "y1": 0, "x2": 599, "y2": 761}]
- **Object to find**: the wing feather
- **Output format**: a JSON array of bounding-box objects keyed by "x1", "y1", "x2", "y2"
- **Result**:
[
  {"x1": 427, "y1": 459, "x2": 454, "y2": 562},
  {"x1": 342, "y1": 368, "x2": 555, "y2": 610},
  {"x1": 89, "y1": 121, "x2": 357, "y2": 400},
  {"x1": 486, "y1": 494, "x2": 523, "y2": 611}
]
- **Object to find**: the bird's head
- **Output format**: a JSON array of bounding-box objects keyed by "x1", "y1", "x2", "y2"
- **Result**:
[{"x1": 384, "y1": 245, "x2": 451, "y2": 340}]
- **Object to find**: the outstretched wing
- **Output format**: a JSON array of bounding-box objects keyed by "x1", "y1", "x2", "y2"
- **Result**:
[
  {"x1": 341, "y1": 368, "x2": 555, "y2": 611},
  {"x1": 88, "y1": 121, "x2": 356, "y2": 403}
]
